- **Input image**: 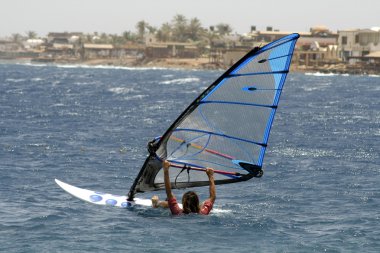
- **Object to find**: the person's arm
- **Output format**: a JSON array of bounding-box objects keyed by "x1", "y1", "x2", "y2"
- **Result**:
[
  {"x1": 199, "y1": 168, "x2": 216, "y2": 215},
  {"x1": 206, "y1": 168, "x2": 216, "y2": 203},
  {"x1": 157, "y1": 201, "x2": 169, "y2": 208},
  {"x1": 163, "y1": 160, "x2": 183, "y2": 215},
  {"x1": 151, "y1": 160, "x2": 173, "y2": 208},
  {"x1": 163, "y1": 160, "x2": 175, "y2": 200}
]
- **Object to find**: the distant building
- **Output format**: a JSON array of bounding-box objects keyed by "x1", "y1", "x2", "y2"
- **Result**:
[
  {"x1": 0, "y1": 39, "x2": 40, "y2": 59},
  {"x1": 82, "y1": 44, "x2": 113, "y2": 59},
  {"x1": 0, "y1": 40, "x2": 21, "y2": 52},
  {"x1": 242, "y1": 25, "x2": 335, "y2": 45},
  {"x1": 80, "y1": 43, "x2": 145, "y2": 61},
  {"x1": 47, "y1": 32, "x2": 82, "y2": 44},
  {"x1": 364, "y1": 51, "x2": 380, "y2": 71},
  {"x1": 23, "y1": 39, "x2": 45, "y2": 50},
  {"x1": 338, "y1": 27, "x2": 380, "y2": 63},
  {"x1": 145, "y1": 42, "x2": 199, "y2": 58},
  {"x1": 222, "y1": 49, "x2": 246, "y2": 66},
  {"x1": 236, "y1": 26, "x2": 339, "y2": 67}
]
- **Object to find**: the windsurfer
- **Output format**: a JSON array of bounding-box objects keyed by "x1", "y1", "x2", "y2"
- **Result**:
[{"x1": 152, "y1": 160, "x2": 216, "y2": 215}]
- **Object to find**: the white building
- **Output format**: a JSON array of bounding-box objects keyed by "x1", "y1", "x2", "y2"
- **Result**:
[
  {"x1": 338, "y1": 27, "x2": 380, "y2": 63},
  {"x1": 23, "y1": 39, "x2": 44, "y2": 50}
]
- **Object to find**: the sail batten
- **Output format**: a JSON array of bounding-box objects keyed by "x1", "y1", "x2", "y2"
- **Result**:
[
  {"x1": 173, "y1": 128, "x2": 267, "y2": 147},
  {"x1": 200, "y1": 100, "x2": 278, "y2": 109},
  {"x1": 228, "y1": 70, "x2": 289, "y2": 77},
  {"x1": 127, "y1": 33, "x2": 299, "y2": 200}
]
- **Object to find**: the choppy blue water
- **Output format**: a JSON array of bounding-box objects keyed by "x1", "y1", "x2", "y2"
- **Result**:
[{"x1": 0, "y1": 63, "x2": 379, "y2": 252}]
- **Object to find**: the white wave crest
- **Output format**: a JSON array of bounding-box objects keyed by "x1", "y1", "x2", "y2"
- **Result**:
[
  {"x1": 108, "y1": 87, "x2": 136, "y2": 95},
  {"x1": 54, "y1": 64, "x2": 171, "y2": 71},
  {"x1": 159, "y1": 77, "x2": 200, "y2": 85},
  {"x1": 6, "y1": 78, "x2": 26, "y2": 82},
  {"x1": 304, "y1": 72, "x2": 339, "y2": 77}
]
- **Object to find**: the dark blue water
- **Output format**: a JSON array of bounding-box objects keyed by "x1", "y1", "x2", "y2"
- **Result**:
[{"x1": 0, "y1": 63, "x2": 379, "y2": 252}]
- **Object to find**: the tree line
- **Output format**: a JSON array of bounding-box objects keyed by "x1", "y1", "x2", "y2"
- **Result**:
[{"x1": 9, "y1": 14, "x2": 233, "y2": 46}]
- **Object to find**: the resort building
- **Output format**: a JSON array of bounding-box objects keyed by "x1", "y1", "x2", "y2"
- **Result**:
[
  {"x1": 338, "y1": 27, "x2": 380, "y2": 63},
  {"x1": 144, "y1": 35, "x2": 199, "y2": 58},
  {"x1": 235, "y1": 26, "x2": 339, "y2": 68}
]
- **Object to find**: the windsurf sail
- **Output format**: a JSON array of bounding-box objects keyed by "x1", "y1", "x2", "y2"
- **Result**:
[{"x1": 128, "y1": 33, "x2": 299, "y2": 200}]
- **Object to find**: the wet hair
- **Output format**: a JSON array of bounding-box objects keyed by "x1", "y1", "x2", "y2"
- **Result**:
[{"x1": 182, "y1": 191, "x2": 200, "y2": 214}]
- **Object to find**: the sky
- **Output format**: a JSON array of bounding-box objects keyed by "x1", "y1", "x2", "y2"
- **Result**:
[{"x1": 0, "y1": 0, "x2": 379, "y2": 37}]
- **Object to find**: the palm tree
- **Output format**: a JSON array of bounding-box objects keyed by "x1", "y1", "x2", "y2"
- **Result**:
[
  {"x1": 122, "y1": 31, "x2": 134, "y2": 42},
  {"x1": 156, "y1": 22, "x2": 172, "y2": 42},
  {"x1": 216, "y1": 23, "x2": 233, "y2": 36},
  {"x1": 26, "y1": 31, "x2": 38, "y2": 39},
  {"x1": 136, "y1": 20, "x2": 148, "y2": 41},
  {"x1": 172, "y1": 14, "x2": 188, "y2": 42},
  {"x1": 216, "y1": 23, "x2": 232, "y2": 36},
  {"x1": 110, "y1": 34, "x2": 125, "y2": 46},
  {"x1": 188, "y1": 18, "x2": 204, "y2": 41},
  {"x1": 146, "y1": 25, "x2": 157, "y2": 34},
  {"x1": 11, "y1": 33, "x2": 24, "y2": 45}
]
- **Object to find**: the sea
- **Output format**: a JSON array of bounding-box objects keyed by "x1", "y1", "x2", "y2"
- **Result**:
[{"x1": 0, "y1": 62, "x2": 379, "y2": 253}]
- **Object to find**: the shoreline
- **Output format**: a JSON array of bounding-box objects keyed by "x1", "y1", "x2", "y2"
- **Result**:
[
  {"x1": 1, "y1": 57, "x2": 378, "y2": 75},
  {"x1": 51, "y1": 57, "x2": 224, "y2": 70}
]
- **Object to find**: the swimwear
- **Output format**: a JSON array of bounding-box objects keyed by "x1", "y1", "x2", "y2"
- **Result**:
[{"x1": 168, "y1": 197, "x2": 214, "y2": 215}]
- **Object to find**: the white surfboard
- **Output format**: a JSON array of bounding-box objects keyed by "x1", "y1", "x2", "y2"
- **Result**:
[
  {"x1": 55, "y1": 179, "x2": 152, "y2": 208},
  {"x1": 55, "y1": 179, "x2": 229, "y2": 213}
]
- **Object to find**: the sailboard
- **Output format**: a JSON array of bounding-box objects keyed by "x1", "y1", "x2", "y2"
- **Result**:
[
  {"x1": 55, "y1": 179, "x2": 151, "y2": 208},
  {"x1": 56, "y1": 34, "x2": 299, "y2": 207},
  {"x1": 127, "y1": 33, "x2": 300, "y2": 200}
]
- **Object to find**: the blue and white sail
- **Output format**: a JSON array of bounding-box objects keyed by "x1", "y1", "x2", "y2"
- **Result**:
[{"x1": 128, "y1": 33, "x2": 299, "y2": 199}]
